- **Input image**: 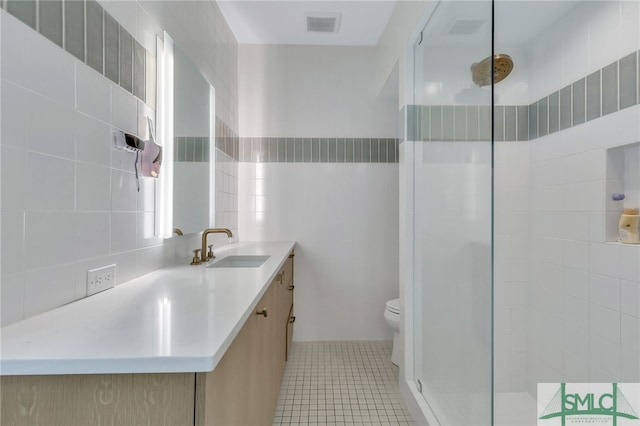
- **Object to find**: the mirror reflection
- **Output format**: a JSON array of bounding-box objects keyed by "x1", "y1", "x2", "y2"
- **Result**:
[{"x1": 171, "y1": 39, "x2": 214, "y2": 235}]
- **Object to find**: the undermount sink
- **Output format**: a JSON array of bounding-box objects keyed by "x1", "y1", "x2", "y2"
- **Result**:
[{"x1": 208, "y1": 255, "x2": 270, "y2": 268}]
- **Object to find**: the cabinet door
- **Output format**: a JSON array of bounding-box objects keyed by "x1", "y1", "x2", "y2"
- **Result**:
[
  {"x1": 287, "y1": 304, "x2": 296, "y2": 361},
  {"x1": 249, "y1": 281, "x2": 278, "y2": 425},
  {"x1": 1, "y1": 373, "x2": 195, "y2": 426},
  {"x1": 197, "y1": 310, "x2": 255, "y2": 425},
  {"x1": 198, "y1": 283, "x2": 277, "y2": 426},
  {"x1": 284, "y1": 254, "x2": 295, "y2": 361}
]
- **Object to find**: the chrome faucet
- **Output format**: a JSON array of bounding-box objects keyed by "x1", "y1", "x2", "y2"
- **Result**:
[{"x1": 200, "y1": 228, "x2": 233, "y2": 262}]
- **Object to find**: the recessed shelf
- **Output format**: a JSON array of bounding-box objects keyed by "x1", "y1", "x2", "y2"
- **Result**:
[{"x1": 606, "y1": 141, "x2": 640, "y2": 242}]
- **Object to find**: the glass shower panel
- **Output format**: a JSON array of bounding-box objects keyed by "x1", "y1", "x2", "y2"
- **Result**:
[{"x1": 412, "y1": 1, "x2": 493, "y2": 424}]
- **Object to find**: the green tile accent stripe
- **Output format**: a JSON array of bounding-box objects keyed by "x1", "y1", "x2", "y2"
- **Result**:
[
  {"x1": 405, "y1": 49, "x2": 640, "y2": 143},
  {"x1": 4, "y1": 0, "x2": 152, "y2": 103},
  {"x1": 238, "y1": 137, "x2": 399, "y2": 163},
  {"x1": 174, "y1": 137, "x2": 210, "y2": 162},
  {"x1": 406, "y1": 105, "x2": 529, "y2": 142},
  {"x1": 215, "y1": 118, "x2": 240, "y2": 161}
]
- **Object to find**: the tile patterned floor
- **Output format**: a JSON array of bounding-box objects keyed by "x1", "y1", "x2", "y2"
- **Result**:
[{"x1": 273, "y1": 341, "x2": 415, "y2": 425}]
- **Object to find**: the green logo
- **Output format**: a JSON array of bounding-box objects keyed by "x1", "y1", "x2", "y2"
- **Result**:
[{"x1": 538, "y1": 383, "x2": 639, "y2": 425}]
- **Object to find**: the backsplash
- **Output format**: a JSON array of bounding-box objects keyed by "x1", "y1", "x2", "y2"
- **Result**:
[{"x1": 0, "y1": 1, "x2": 239, "y2": 326}]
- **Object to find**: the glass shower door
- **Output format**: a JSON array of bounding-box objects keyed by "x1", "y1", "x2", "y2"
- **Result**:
[{"x1": 412, "y1": 1, "x2": 494, "y2": 424}]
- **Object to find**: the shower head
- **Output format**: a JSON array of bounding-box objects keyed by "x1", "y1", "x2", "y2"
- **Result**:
[{"x1": 471, "y1": 54, "x2": 513, "y2": 87}]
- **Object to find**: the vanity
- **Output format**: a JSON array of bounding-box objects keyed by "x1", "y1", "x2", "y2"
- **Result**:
[{"x1": 0, "y1": 241, "x2": 295, "y2": 426}]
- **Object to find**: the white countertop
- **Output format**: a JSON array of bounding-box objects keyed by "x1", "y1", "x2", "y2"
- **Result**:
[{"x1": 0, "y1": 241, "x2": 295, "y2": 376}]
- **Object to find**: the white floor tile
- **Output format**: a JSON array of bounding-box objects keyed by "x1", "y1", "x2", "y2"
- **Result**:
[{"x1": 273, "y1": 341, "x2": 414, "y2": 426}]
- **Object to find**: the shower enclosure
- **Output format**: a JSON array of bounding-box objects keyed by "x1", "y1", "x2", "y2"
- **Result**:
[{"x1": 408, "y1": 1, "x2": 640, "y2": 424}]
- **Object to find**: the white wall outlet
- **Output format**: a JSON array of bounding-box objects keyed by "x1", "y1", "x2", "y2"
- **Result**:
[{"x1": 87, "y1": 264, "x2": 116, "y2": 296}]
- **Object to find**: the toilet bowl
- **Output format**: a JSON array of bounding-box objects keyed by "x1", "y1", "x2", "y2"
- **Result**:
[{"x1": 384, "y1": 298, "x2": 400, "y2": 366}]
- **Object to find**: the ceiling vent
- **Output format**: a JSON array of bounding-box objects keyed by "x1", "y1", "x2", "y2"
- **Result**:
[
  {"x1": 306, "y1": 13, "x2": 341, "y2": 33},
  {"x1": 446, "y1": 19, "x2": 485, "y2": 35}
]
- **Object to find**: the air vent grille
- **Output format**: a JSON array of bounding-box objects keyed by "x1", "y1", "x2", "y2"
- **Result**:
[
  {"x1": 447, "y1": 19, "x2": 485, "y2": 35},
  {"x1": 307, "y1": 15, "x2": 341, "y2": 33}
]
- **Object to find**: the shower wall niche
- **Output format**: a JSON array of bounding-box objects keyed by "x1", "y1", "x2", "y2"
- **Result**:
[{"x1": 607, "y1": 142, "x2": 640, "y2": 242}]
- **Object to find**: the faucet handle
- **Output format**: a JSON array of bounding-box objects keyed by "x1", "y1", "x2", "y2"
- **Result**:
[
  {"x1": 191, "y1": 249, "x2": 202, "y2": 265},
  {"x1": 207, "y1": 245, "x2": 215, "y2": 259}
]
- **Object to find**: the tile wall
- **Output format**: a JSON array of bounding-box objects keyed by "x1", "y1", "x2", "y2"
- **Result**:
[
  {"x1": 523, "y1": 0, "x2": 640, "y2": 395},
  {"x1": 238, "y1": 162, "x2": 399, "y2": 341},
  {"x1": 0, "y1": 1, "x2": 239, "y2": 326},
  {"x1": 237, "y1": 44, "x2": 401, "y2": 342}
]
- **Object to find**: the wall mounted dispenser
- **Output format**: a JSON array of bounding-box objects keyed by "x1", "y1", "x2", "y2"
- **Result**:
[
  {"x1": 114, "y1": 131, "x2": 145, "y2": 152},
  {"x1": 113, "y1": 130, "x2": 145, "y2": 191}
]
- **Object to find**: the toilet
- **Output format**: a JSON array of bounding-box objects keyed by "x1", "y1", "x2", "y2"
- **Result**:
[{"x1": 384, "y1": 298, "x2": 401, "y2": 366}]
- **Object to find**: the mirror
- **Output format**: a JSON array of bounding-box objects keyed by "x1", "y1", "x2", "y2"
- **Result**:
[{"x1": 160, "y1": 33, "x2": 215, "y2": 237}]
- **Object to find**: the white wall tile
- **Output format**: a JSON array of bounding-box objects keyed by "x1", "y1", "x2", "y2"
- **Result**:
[
  {"x1": 564, "y1": 294, "x2": 589, "y2": 331},
  {"x1": 76, "y1": 163, "x2": 111, "y2": 211},
  {"x1": 76, "y1": 63, "x2": 111, "y2": 123},
  {"x1": 589, "y1": 212, "x2": 606, "y2": 242},
  {"x1": 1, "y1": 0, "x2": 239, "y2": 324},
  {"x1": 564, "y1": 325, "x2": 589, "y2": 357},
  {"x1": 24, "y1": 264, "x2": 76, "y2": 317},
  {"x1": 1, "y1": 12, "x2": 28, "y2": 87},
  {"x1": 563, "y1": 350, "x2": 589, "y2": 383},
  {"x1": 621, "y1": 314, "x2": 640, "y2": 353},
  {"x1": 0, "y1": 273, "x2": 24, "y2": 326},
  {"x1": 137, "y1": 178, "x2": 156, "y2": 213},
  {"x1": 1, "y1": 146, "x2": 27, "y2": 210},
  {"x1": 111, "y1": 85, "x2": 138, "y2": 136},
  {"x1": 589, "y1": 333, "x2": 621, "y2": 379},
  {"x1": 136, "y1": 245, "x2": 164, "y2": 277},
  {"x1": 111, "y1": 212, "x2": 137, "y2": 253},
  {"x1": 24, "y1": 212, "x2": 76, "y2": 270},
  {"x1": 136, "y1": 4, "x2": 160, "y2": 54},
  {"x1": 560, "y1": 2, "x2": 590, "y2": 85},
  {"x1": 136, "y1": 212, "x2": 161, "y2": 248},
  {"x1": 563, "y1": 240, "x2": 589, "y2": 270},
  {"x1": 26, "y1": 92, "x2": 76, "y2": 159},
  {"x1": 1, "y1": 210, "x2": 25, "y2": 276},
  {"x1": 25, "y1": 152, "x2": 75, "y2": 211},
  {"x1": 74, "y1": 213, "x2": 111, "y2": 260},
  {"x1": 75, "y1": 113, "x2": 111, "y2": 166},
  {"x1": 111, "y1": 170, "x2": 138, "y2": 212},
  {"x1": 621, "y1": 348, "x2": 640, "y2": 381},
  {"x1": 588, "y1": 1, "x2": 623, "y2": 71},
  {"x1": 621, "y1": 280, "x2": 640, "y2": 318},
  {"x1": 240, "y1": 163, "x2": 398, "y2": 341},
  {"x1": 589, "y1": 273, "x2": 621, "y2": 310},
  {"x1": 1, "y1": 13, "x2": 75, "y2": 107},
  {"x1": 563, "y1": 267, "x2": 589, "y2": 300},
  {"x1": 1, "y1": 80, "x2": 27, "y2": 148},
  {"x1": 590, "y1": 303, "x2": 621, "y2": 344},
  {"x1": 619, "y1": 246, "x2": 640, "y2": 282},
  {"x1": 589, "y1": 242, "x2": 621, "y2": 278},
  {"x1": 111, "y1": 251, "x2": 139, "y2": 285},
  {"x1": 619, "y1": 0, "x2": 640, "y2": 56}
]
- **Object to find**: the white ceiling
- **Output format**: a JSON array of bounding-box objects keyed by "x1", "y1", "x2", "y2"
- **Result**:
[
  {"x1": 217, "y1": 1, "x2": 398, "y2": 46},
  {"x1": 422, "y1": 1, "x2": 581, "y2": 47}
]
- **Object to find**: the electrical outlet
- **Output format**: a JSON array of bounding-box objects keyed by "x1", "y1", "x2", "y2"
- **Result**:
[{"x1": 87, "y1": 264, "x2": 116, "y2": 296}]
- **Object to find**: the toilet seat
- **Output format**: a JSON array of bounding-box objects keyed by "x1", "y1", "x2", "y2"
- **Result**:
[{"x1": 385, "y1": 298, "x2": 400, "y2": 315}]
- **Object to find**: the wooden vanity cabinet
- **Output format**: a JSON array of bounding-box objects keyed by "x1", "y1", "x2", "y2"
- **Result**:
[
  {"x1": 0, "y1": 251, "x2": 295, "y2": 426},
  {"x1": 196, "y1": 276, "x2": 277, "y2": 426},
  {"x1": 196, "y1": 250, "x2": 295, "y2": 426}
]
